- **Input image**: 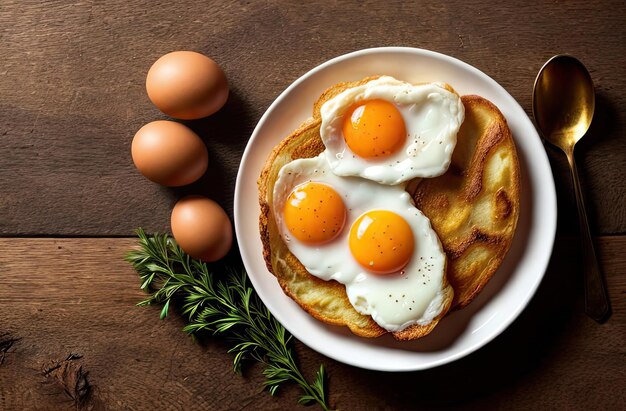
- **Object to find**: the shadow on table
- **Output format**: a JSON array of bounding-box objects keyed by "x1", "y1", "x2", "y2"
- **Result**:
[
  {"x1": 545, "y1": 89, "x2": 619, "y2": 236},
  {"x1": 164, "y1": 89, "x2": 256, "y2": 222}
]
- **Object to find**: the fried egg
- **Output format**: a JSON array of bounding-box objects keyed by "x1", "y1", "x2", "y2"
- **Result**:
[
  {"x1": 320, "y1": 76, "x2": 465, "y2": 185},
  {"x1": 273, "y1": 154, "x2": 448, "y2": 332}
]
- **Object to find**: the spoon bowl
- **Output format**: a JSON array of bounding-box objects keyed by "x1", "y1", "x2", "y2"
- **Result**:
[
  {"x1": 532, "y1": 55, "x2": 610, "y2": 322},
  {"x1": 533, "y1": 55, "x2": 595, "y2": 151}
]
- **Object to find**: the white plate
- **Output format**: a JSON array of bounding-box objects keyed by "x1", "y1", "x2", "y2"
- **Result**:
[{"x1": 234, "y1": 47, "x2": 556, "y2": 371}]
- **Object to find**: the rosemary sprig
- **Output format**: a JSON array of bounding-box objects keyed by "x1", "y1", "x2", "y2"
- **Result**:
[{"x1": 125, "y1": 228, "x2": 332, "y2": 411}]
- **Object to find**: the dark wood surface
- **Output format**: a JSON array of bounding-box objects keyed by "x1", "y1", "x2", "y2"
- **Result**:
[
  {"x1": 1, "y1": 237, "x2": 624, "y2": 410},
  {"x1": 1, "y1": 1, "x2": 624, "y2": 410},
  {"x1": 1, "y1": 0, "x2": 624, "y2": 236}
]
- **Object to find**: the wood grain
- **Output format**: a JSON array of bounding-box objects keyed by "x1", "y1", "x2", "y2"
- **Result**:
[
  {"x1": 1, "y1": 1, "x2": 625, "y2": 410},
  {"x1": 0, "y1": 0, "x2": 624, "y2": 235},
  {"x1": 0, "y1": 236, "x2": 624, "y2": 410}
]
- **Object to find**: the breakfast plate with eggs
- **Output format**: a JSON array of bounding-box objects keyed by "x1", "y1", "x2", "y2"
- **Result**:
[{"x1": 234, "y1": 47, "x2": 556, "y2": 371}]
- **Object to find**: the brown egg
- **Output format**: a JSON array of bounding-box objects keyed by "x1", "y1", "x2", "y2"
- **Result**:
[
  {"x1": 146, "y1": 51, "x2": 229, "y2": 120},
  {"x1": 131, "y1": 120, "x2": 208, "y2": 186},
  {"x1": 171, "y1": 196, "x2": 233, "y2": 262}
]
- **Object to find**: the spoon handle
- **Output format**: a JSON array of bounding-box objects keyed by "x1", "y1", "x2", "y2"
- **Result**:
[{"x1": 567, "y1": 152, "x2": 610, "y2": 322}]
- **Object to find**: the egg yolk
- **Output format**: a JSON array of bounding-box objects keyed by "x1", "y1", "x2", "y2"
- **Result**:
[
  {"x1": 284, "y1": 182, "x2": 346, "y2": 244},
  {"x1": 349, "y1": 210, "x2": 414, "y2": 275},
  {"x1": 342, "y1": 99, "x2": 406, "y2": 159}
]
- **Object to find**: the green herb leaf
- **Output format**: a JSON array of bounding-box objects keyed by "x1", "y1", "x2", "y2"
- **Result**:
[
  {"x1": 125, "y1": 228, "x2": 333, "y2": 411},
  {"x1": 159, "y1": 299, "x2": 170, "y2": 320}
]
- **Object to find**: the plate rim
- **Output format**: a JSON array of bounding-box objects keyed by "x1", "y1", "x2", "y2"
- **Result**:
[{"x1": 234, "y1": 46, "x2": 557, "y2": 371}]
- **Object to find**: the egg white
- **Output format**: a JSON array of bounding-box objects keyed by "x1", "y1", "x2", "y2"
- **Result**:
[
  {"x1": 320, "y1": 76, "x2": 465, "y2": 185},
  {"x1": 273, "y1": 154, "x2": 447, "y2": 332}
]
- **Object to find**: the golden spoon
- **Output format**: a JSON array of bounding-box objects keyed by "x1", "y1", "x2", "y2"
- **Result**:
[{"x1": 533, "y1": 55, "x2": 610, "y2": 322}]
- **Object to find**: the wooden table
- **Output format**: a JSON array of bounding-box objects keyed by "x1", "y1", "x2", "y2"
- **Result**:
[{"x1": 1, "y1": 1, "x2": 624, "y2": 409}]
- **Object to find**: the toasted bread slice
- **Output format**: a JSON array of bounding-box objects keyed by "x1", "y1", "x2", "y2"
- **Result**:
[
  {"x1": 258, "y1": 78, "x2": 456, "y2": 340},
  {"x1": 413, "y1": 95, "x2": 520, "y2": 308},
  {"x1": 259, "y1": 79, "x2": 519, "y2": 339}
]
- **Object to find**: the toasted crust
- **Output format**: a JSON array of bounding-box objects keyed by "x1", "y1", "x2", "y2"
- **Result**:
[
  {"x1": 258, "y1": 78, "x2": 519, "y2": 340},
  {"x1": 413, "y1": 95, "x2": 520, "y2": 308}
]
